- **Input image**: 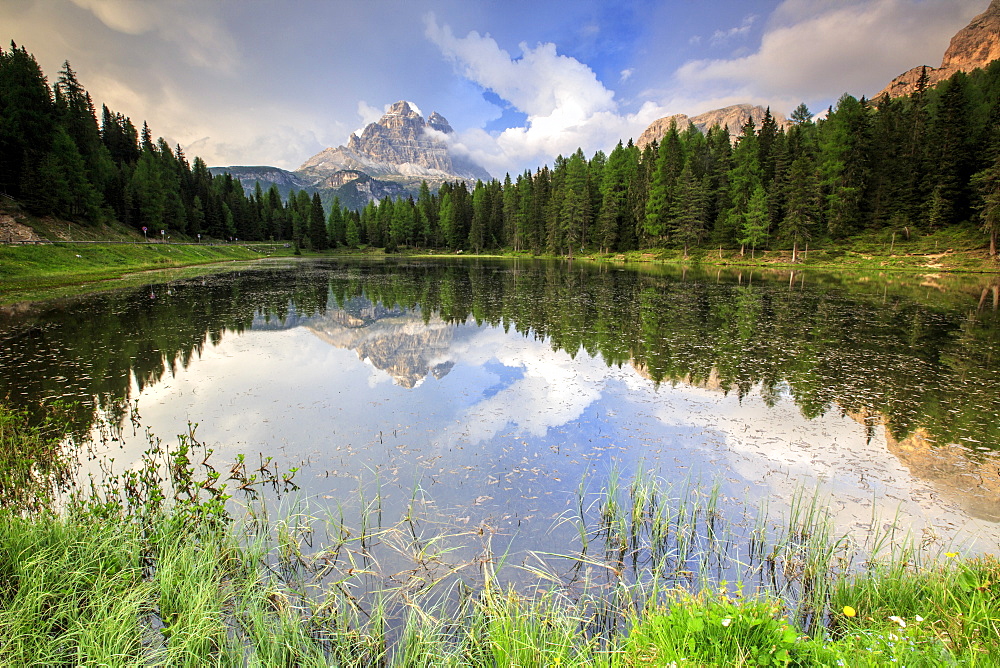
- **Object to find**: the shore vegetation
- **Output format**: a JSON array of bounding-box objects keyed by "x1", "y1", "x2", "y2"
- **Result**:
[{"x1": 1, "y1": 403, "x2": 997, "y2": 666}]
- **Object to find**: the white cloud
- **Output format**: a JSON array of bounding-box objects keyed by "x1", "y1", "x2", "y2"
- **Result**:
[
  {"x1": 710, "y1": 14, "x2": 757, "y2": 45},
  {"x1": 423, "y1": 13, "x2": 664, "y2": 175},
  {"x1": 619, "y1": 68, "x2": 634, "y2": 82},
  {"x1": 675, "y1": 0, "x2": 984, "y2": 104}
]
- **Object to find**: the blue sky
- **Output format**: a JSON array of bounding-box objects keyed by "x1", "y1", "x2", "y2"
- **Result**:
[{"x1": 3, "y1": 0, "x2": 985, "y2": 176}]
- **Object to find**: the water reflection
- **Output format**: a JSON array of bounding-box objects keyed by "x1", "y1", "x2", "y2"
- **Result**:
[{"x1": 1, "y1": 259, "x2": 998, "y2": 552}]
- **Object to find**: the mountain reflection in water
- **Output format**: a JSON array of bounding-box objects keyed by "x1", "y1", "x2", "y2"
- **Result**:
[{"x1": 1, "y1": 258, "x2": 998, "y2": 552}]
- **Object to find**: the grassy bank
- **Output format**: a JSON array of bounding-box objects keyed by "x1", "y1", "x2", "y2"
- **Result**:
[
  {"x1": 1, "y1": 404, "x2": 997, "y2": 666},
  {"x1": 409, "y1": 225, "x2": 999, "y2": 274},
  {"x1": 0, "y1": 242, "x2": 293, "y2": 305},
  {"x1": 3, "y1": 204, "x2": 996, "y2": 307}
]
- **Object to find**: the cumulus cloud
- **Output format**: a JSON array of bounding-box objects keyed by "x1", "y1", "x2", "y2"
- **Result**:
[
  {"x1": 676, "y1": 0, "x2": 983, "y2": 104},
  {"x1": 423, "y1": 13, "x2": 664, "y2": 175}
]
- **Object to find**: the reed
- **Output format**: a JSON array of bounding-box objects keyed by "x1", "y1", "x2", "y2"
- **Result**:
[{"x1": 1, "y1": 404, "x2": 996, "y2": 665}]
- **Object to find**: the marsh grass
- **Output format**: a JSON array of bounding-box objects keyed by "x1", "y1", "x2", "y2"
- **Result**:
[
  {"x1": 1, "y1": 404, "x2": 998, "y2": 665},
  {"x1": 0, "y1": 402, "x2": 75, "y2": 513}
]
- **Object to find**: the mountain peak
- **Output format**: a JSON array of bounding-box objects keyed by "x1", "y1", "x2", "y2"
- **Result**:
[
  {"x1": 385, "y1": 100, "x2": 422, "y2": 118},
  {"x1": 427, "y1": 112, "x2": 453, "y2": 134},
  {"x1": 878, "y1": 1, "x2": 1000, "y2": 98},
  {"x1": 636, "y1": 104, "x2": 790, "y2": 148},
  {"x1": 296, "y1": 100, "x2": 490, "y2": 190}
]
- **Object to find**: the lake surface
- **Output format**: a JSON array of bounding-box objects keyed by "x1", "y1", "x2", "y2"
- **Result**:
[{"x1": 2, "y1": 258, "x2": 999, "y2": 570}]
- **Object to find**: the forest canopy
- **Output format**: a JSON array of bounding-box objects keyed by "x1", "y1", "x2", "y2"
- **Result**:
[{"x1": 2, "y1": 43, "x2": 999, "y2": 256}]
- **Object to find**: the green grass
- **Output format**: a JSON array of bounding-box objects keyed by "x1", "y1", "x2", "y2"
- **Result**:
[
  {"x1": 1, "y1": 403, "x2": 998, "y2": 665},
  {"x1": 0, "y1": 242, "x2": 295, "y2": 304}
]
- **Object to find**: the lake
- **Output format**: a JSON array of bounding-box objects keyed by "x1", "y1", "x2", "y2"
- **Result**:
[{"x1": 2, "y1": 257, "x2": 999, "y2": 596}]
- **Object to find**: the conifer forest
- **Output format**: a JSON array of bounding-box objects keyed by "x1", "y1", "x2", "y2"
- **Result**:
[{"x1": 2, "y1": 43, "x2": 999, "y2": 257}]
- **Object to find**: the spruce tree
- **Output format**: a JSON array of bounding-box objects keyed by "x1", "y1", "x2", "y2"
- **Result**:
[
  {"x1": 309, "y1": 192, "x2": 328, "y2": 249},
  {"x1": 740, "y1": 184, "x2": 770, "y2": 258},
  {"x1": 781, "y1": 154, "x2": 820, "y2": 261}
]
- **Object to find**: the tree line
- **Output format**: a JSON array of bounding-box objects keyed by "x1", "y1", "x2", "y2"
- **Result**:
[
  {"x1": 0, "y1": 43, "x2": 337, "y2": 247},
  {"x1": 356, "y1": 62, "x2": 1000, "y2": 258},
  {"x1": 2, "y1": 42, "x2": 999, "y2": 255}
]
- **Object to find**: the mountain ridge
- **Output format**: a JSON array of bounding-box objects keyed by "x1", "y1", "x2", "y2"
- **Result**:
[
  {"x1": 214, "y1": 101, "x2": 490, "y2": 210},
  {"x1": 636, "y1": 104, "x2": 791, "y2": 149},
  {"x1": 877, "y1": 0, "x2": 1000, "y2": 98}
]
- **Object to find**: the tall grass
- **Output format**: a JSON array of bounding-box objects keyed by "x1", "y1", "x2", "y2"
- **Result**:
[{"x1": 1, "y1": 403, "x2": 997, "y2": 665}]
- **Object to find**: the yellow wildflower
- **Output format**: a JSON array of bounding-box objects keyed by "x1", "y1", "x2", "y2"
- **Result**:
[{"x1": 842, "y1": 606, "x2": 857, "y2": 617}]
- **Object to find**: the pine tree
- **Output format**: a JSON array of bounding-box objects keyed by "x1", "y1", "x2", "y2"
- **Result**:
[
  {"x1": 416, "y1": 181, "x2": 436, "y2": 246},
  {"x1": 670, "y1": 161, "x2": 705, "y2": 257},
  {"x1": 739, "y1": 184, "x2": 770, "y2": 258},
  {"x1": 327, "y1": 196, "x2": 345, "y2": 246},
  {"x1": 644, "y1": 122, "x2": 683, "y2": 242},
  {"x1": 781, "y1": 154, "x2": 820, "y2": 261},
  {"x1": 560, "y1": 150, "x2": 591, "y2": 257},
  {"x1": 309, "y1": 192, "x2": 328, "y2": 249},
  {"x1": 469, "y1": 181, "x2": 488, "y2": 252},
  {"x1": 0, "y1": 43, "x2": 56, "y2": 202},
  {"x1": 925, "y1": 72, "x2": 974, "y2": 228},
  {"x1": 818, "y1": 94, "x2": 870, "y2": 237},
  {"x1": 972, "y1": 125, "x2": 1000, "y2": 256},
  {"x1": 439, "y1": 191, "x2": 458, "y2": 249},
  {"x1": 722, "y1": 118, "x2": 761, "y2": 248}
]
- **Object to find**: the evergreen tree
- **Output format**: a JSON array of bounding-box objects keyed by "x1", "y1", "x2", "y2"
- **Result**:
[
  {"x1": 925, "y1": 72, "x2": 974, "y2": 227},
  {"x1": 0, "y1": 43, "x2": 56, "y2": 203},
  {"x1": 560, "y1": 150, "x2": 591, "y2": 257},
  {"x1": 722, "y1": 118, "x2": 761, "y2": 247},
  {"x1": 781, "y1": 154, "x2": 820, "y2": 261},
  {"x1": 345, "y1": 210, "x2": 361, "y2": 247},
  {"x1": 469, "y1": 181, "x2": 488, "y2": 252},
  {"x1": 739, "y1": 184, "x2": 770, "y2": 257},
  {"x1": 327, "y1": 196, "x2": 345, "y2": 246},
  {"x1": 416, "y1": 180, "x2": 436, "y2": 246},
  {"x1": 439, "y1": 191, "x2": 459, "y2": 249},
  {"x1": 670, "y1": 161, "x2": 705, "y2": 257},
  {"x1": 818, "y1": 94, "x2": 870, "y2": 237},
  {"x1": 644, "y1": 122, "x2": 683, "y2": 243},
  {"x1": 309, "y1": 192, "x2": 328, "y2": 249}
]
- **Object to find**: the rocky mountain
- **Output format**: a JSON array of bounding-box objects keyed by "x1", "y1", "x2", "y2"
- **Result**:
[
  {"x1": 636, "y1": 104, "x2": 791, "y2": 149},
  {"x1": 298, "y1": 101, "x2": 490, "y2": 186},
  {"x1": 877, "y1": 0, "x2": 1000, "y2": 98},
  {"x1": 208, "y1": 166, "x2": 311, "y2": 199},
  {"x1": 213, "y1": 101, "x2": 490, "y2": 210}
]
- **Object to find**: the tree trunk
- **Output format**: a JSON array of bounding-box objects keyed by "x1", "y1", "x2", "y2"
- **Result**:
[
  {"x1": 792, "y1": 240, "x2": 799, "y2": 264},
  {"x1": 991, "y1": 229, "x2": 997, "y2": 258}
]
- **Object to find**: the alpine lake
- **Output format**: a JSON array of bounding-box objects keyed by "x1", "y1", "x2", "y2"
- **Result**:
[{"x1": 2, "y1": 257, "x2": 999, "y2": 612}]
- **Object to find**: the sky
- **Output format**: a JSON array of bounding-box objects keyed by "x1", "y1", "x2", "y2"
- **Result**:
[{"x1": 2, "y1": 0, "x2": 987, "y2": 177}]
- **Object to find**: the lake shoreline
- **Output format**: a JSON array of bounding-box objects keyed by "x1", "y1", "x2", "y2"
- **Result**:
[{"x1": 1, "y1": 402, "x2": 996, "y2": 665}]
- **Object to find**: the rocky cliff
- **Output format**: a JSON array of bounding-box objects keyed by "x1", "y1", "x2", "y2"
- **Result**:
[
  {"x1": 636, "y1": 104, "x2": 790, "y2": 149},
  {"x1": 208, "y1": 166, "x2": 311, "y2": 199},
  {"x1": 877, "y1": 0, "x2": 1000, "y2": 98},
  {"x1": 297, "y1": 101, "x2": 490, "y2": 186}
]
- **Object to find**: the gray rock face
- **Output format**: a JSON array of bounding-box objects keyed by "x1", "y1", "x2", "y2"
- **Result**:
[
  {"x1": 297, "y1": 101, "x2": 490, "y2": 185},
  {"x1": 208, "y1": 166, "x2": 311, "y2": 199},
  {"x1": 636, "y1": 104, "x2": 790, "y2": 149},
  {"x1": 877, "y1": 0, "x2": 1000, "y2": 98}
]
